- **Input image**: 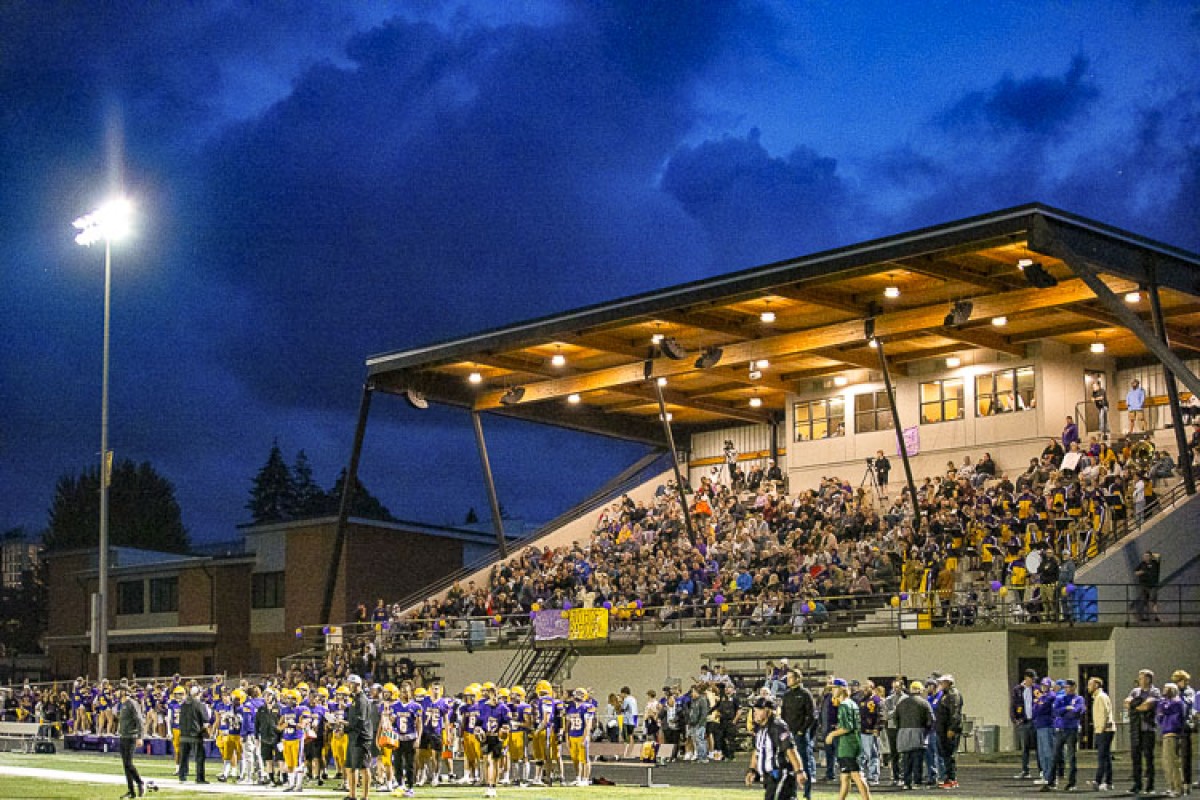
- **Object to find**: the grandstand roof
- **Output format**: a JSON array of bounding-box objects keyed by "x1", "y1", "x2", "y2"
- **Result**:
[{"x1": 366, "y1": 203, "x2": 1200, "y2": 445}]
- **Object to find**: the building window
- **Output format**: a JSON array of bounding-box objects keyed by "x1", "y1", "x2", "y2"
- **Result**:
[
  {"x1": 793, "y1": 397, "x2": 845, "y2": 441},
  {"x1": 854, "y1": 390, "x2": 895, "y2": 433},
  {"x1": 252, "y1": 571, "x2": 286, "y2": 609},
  {"x1": 976, "y1": 366, "x2": 1036, "y2": 416},
  {"x1": 117, "y1": 580, "x2": 145, "y2": 615},
  {"x1": 920, "y1": 378, "x2": 964, "y2": 424},
  {"x1": 149, "y1": 577, "x2": 179, "y2": 613},
  {"x1": 132, "y1": 658, "x2": 154, "y2": 678},
  {"x1": 158, "y1": 657, "x2": 181, "y2": 676}
]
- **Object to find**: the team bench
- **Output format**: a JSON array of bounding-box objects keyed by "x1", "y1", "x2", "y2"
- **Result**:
[
  {"x1": 587, "y1": 741, "x2": 674, "y2": 787},
  {"x1": 0, "y1": 721, "x2": 43, "y2": 753}
]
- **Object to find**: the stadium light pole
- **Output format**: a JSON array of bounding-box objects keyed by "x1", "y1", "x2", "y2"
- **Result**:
[{"x1": 73, "y1": 196, "x2": 133, "y2": 682}]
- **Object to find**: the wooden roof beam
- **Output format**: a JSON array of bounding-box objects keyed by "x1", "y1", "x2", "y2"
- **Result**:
[
  {"x1": 1065, "y1": 304, "x2": 1200, "y2": 352},
  {"x1": 934, "y1": 325, "x2": 1026, "y2": 357},
  {"x1": 472, "y1": 276, "x2": 1136, "y2": 410}
]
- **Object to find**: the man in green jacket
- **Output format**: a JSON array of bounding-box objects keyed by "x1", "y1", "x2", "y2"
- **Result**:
[
  {"x1": 117, "y1": 681, "x2": 145, "y2": 798},
  {"x1": 825, "y1": 679, "x2": 872, "y2": 800}
]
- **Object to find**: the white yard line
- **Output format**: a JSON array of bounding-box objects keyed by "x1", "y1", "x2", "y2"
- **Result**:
[{"x1": 0, "y1": 764, "x2": 344, "y2": 795}]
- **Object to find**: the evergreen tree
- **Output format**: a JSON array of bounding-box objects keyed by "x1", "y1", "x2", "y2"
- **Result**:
[
  {"x1": 44, "y1": 460, "x2": 191, "y2": 553},
  {"x1": 246, "y1": 440, "x2": 295, "y2": 524},
  {"x1": 327, "y1": 468, "x2": 395, "y2": 522},
  {"x1": 290, "y1": 450, "x2": 327, "y2": 519}
]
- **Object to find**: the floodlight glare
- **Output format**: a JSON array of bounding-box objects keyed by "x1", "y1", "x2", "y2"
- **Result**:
[{"x1": 73, "y1": 197, "x2": 133, "y2": 246}]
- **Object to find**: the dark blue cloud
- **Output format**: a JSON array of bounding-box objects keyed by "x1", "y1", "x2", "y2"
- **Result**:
[
  {"x1": 661, "y1": 128, "x2": 851, "y2": 267},
  {"x1": 938, "y1": 55, "x2": 1100, "y2": 137}
]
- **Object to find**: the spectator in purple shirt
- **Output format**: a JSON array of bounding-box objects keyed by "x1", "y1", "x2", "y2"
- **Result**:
[
  {"x1": 1061, "y1": 417, "x2": 1080, "y2": 451},
  {"x1": 1157, "y1": 683, "x2": 1187, "y2": 797}
]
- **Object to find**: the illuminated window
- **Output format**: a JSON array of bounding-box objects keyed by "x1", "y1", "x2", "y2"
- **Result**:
[
  {"x1": 976, "y1": 366, "x2": 1036, "y2": 416},
  {"x1": 854, "y1": 390, "x2": 894, "y2": 433},
  {"x1": 920, "y1": 378, "x2": 964, "y2": 424},
  {"x1": 793, "y1": 397, "x2": 846, "y2": 441}
]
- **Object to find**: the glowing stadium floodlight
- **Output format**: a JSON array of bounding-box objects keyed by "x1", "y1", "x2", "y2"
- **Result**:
[
  {"x1": 73, "y1": 197, "x2": 133, "y2": 246},
  {"x1": 567, "y1": 393, "x2": 581, "y2": 404}
]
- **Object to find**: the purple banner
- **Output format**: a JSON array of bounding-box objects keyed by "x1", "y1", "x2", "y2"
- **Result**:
[
  {"x1": 899, "y1": 425, "x2": 920, "y2": 457},
  {"x1": 532, "y1": 610, "x2": 570, "y2": 641}
]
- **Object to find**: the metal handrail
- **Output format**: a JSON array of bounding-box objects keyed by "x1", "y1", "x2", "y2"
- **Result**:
[{"x1": 291, "y1": 583, "x2": 1200, "y2": 656}]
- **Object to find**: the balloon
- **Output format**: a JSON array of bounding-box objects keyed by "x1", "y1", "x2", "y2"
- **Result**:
[
  {"x1": 494, "y1": 614, "x2": 502, "y2": 623},
  {"x1": 714, "y1": 594, "x2": 725, "y2": 605},
  {"x1": 635, "y1": 599, "x2": 643, "y2": 609},
  {"x1": 374, "y1": 623, "x2": 382, "y2": 633},
  {"x1": 531, "y1": 603, "x2": 541, "y2": 612},
  {"x1": 1066, "y1": 583, "x2": 1076, "y2": 594},
  {"x1": 602, "y1": 601, "x2": 612, "y2": 610},
  {"x1": 321, "y1": 626, "x2": 330, "y2": 635},
  {"x1": 295, "y1": 628, "x2": 303, "y2": 638},
  {"x1": 801, "y1": 602, "x2": 811, "y2": 615},
  {"x1": 382, "y1": 621, "x2": 391, "y2": 631},
  {"x1": 438, "y1": 619, "x2": 446, "y2": 629},
  {"x1": 890, "y1": 596, "x2": 900, "y2": 607},
  {"x1": 900, "y1": 592, "x2": 909, "y2": 601},
  {"x1": 998, "y1": 586, "x2": 1009, "y2": 598},
  {"x1": 720, "y1": 603, "x2": 729, "y2": 612},
  {"x1": 990, "y1": 580, "x2": 1002, "y2": 591},
  {"x1": 563, "y1": 601, "x2": 573, "y2": 611}
]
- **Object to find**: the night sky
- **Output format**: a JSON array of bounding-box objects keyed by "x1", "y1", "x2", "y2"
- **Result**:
[{"x1": 3, "y1": 2, "x2": 1198, "y2": 544}]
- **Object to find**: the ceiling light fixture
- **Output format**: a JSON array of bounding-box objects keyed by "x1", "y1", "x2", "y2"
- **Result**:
[
  {"x1": 749, "y1": 396, "x2": 763, "y2": 408},
  {"x1": 551, "y1": 348, "x2": 566, "y2": 367},
  {"x1": 403, "y1": 390, "x2": 429, "y2": 410},
  {"x1": 657, "y1": 376, "x2": 668, "y2": 386},
  {"x1": 651, "y1": 332, "x2": 664, "y2": 344},
  {"x1": 567, "y1": 393, "x2": 581, "y2": 404},
  {"x1": 760, "y1": 304, "x2": 776, "y2": 323},
  {"x1": 755, "y1": 359, "x2": 770, "y2": 369},
  {"x1": 868, "y1": 338, "x2": 879, "y2": 349},
  {"x1": 1125, "y1": 291, "x2": 1142, "y2": 304},
  {"x1": 1017, "y1": 258, "x2": 1058, "y2": 288},
  {"x1": 659, "y1": 336, "x2": 687, "y2": 360},
  {"x1": 468, "y1": 371, "x2": 483, "y2": 384},
  {"x1": 834, "y1": 376, "x2": 849, "y2": 387},
  {"x1": 694, "y1": 346, "x2": 724, "y2": 370},
  {"x1": 946, "y1": 357, "x2": 961, "y2": 368},
  {"x1": 1090, "y1": 341, "x2": 1106, "y2": 354},
  {"x1": 992, "y1": 316, "x2": 1008, "y2": 327},
  {"x1": 500, "y1": 386, "x2": 525, "y2": 405},
  {"x1": 944, "y1": 300, "x2": 973, "y2": 327},
  {"x1": 884, "y1": 286, "x2": 900, "y2": 299}
]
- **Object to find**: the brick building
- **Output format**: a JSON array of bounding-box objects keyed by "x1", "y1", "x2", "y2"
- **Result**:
[{"x1": 44, "y1": 516, "x2": 507, "y2": 678}]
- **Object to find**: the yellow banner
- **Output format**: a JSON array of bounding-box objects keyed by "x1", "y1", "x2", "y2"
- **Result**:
[{"x1": 568, "y1": 608, "x2": 609, "y2": 641}]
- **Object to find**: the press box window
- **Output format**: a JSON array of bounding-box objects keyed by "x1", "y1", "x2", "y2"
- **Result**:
[
  {"x1": 920, "y1": 378, "x2": 964, "y2": 424},
  {"x1": 117, "y1": 580, "x2": 145, "y2": 615},
  {"x1": 854, "y1": 390, "x2": 894, "y2": 433},
  {"x1": 793, "y1": 397, "x2": 845, "y2": 441},
  {"x1": 252, "y1": 571, "x2": 286, "y2": 609},
  {"x1": 976, "y1": 366, "x2": 1036, "y2": 416},
  {"x1": 149, "y1": 577, "x2": 179, "y2": 613}
]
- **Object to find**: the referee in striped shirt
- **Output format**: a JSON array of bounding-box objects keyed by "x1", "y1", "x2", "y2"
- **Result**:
[{"x1": 746, "y1": 696, "x2": 805, "y2": 800}]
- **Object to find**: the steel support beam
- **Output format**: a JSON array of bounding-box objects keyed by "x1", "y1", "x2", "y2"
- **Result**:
[
  {"x1": 652, "y1": 376, "x2": 696, "y2": 541},
  {"x1": 471, "y1": 411, "x2": 509, "y2": 558},
  {"x1": 1149, "y1": 284, "x2": 1196, "y2": 495},
  {"x1": 322, "y1": 382, "x2": 374, "y2": 625},
  {"x1": 875, "y1": 337, "x2": 921, "y2": 530}
]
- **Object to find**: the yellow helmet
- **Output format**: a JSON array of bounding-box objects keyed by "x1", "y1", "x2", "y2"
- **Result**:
[
  {"x1": 511, "y1": 686, "x2": 526, "y2": 698},
  {"x1": 383, "y1": 683, "x2": 398, "y2": 696},
  {"x1": 497, "y1": 687, "x2": 511, "y2": 699},
  {"x1": 464, "y1": 683, "x2": 481, "y2": 697},
  {"x1": 335, "y1": 686, "x2": 350, "y2": 698},
  {"x1": 414, "y1": 687, "x2": 429, "y2": 698},
  {"x1": 481, "y1": 681, "x2": 497, "y2": 692},
  {"x1": 535, "y1": 680, "x2": 552, "y2": 696},
  {"x1": 296, "y1": 682, "x2": 309, "y2": 694},
  {"x1": 171, "y1": 686, "x2": 186, "y2": 699},
  {"x1": 317, "y1": 687, "x2": 330, "y2": 698},
  {"x1": 284, "y1": 689, "x2": 300, "y2": 703},
  {"x1": 231, "y1": 689, "x2": 247, "y2": 703}
]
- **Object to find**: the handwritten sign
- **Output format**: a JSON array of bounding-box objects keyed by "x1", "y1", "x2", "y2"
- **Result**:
[
  {"x1": 533, "y1": 611, "x2": 570, "y2": 641},
  {"x1": 899, "y1": 426, "x2": 920, "y2": 457},
  {"x1": 568, "y1": 608, "x2": 609, "y2": 641}
]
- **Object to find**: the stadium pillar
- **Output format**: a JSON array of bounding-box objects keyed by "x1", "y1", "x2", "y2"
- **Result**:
[
  {"x1": 875, "y1": 337, "x2": 922, "y2": 528},
  {"x1": 471, "y1": 411, "x2": 508, "y2": 558},
  {"x1": 1149, "y1": 282, "x2": 1197, "y2": 495},
  {"x1": 652, "y1": 376, "x2": 696, "y2": 541},
  {"x1": 322, "y1": 382, "x2": 374, "y2": 626}
]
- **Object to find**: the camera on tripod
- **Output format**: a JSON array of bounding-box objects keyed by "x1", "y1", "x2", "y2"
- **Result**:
[{"x1": 865, "y1": 457, "x2": 876, "y2": 466}]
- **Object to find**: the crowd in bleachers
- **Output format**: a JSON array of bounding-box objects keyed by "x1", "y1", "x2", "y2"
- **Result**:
[{"x1": 372, "y1": 430, "x2": 1184, "y2": 640}]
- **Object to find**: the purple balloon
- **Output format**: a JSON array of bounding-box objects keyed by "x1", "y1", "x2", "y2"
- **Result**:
[
  {"x1": 635, "y1": 599, "x2": 643, "y2": 609},
  {"x1": 1066, "y1": 583, "x2": 1076, "y2": 594},
  {"x1": 900, "y1": 592, "x2": 909, "y2": 601},
  {"x1": 563, "y1": 601, "x2": 573, "y2": 611},
  {"x1": 990, "y1": 580, "x2": 1002, "y2": 591},
  {"x1": 602, "y1": 601, "x2": 612, "y2": 610},
  {"x1": 714, "y1": 594, "x2": 725, "y2": 605}
]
